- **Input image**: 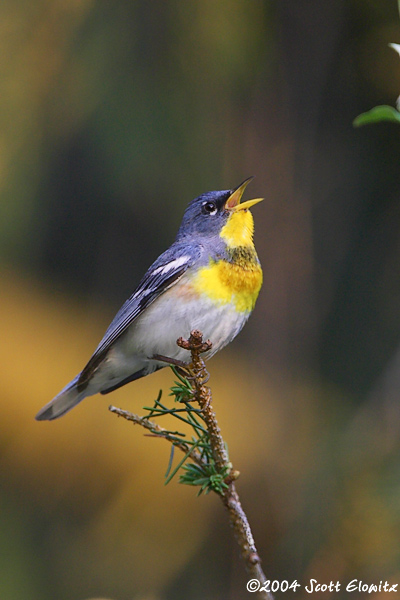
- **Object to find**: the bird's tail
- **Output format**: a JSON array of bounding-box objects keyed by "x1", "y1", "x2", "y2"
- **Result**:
[{"x1": 35, "y1": 375, "x2": 86, "y2": 421}]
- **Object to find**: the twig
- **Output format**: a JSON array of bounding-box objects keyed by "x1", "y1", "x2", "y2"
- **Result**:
[
  {"x1": 176, "y1": 333, "x2": 229, "y2": 468},
  {"x1": 178, "y1": 331, "x2": 272, "y2": 599},
  {"x1": 109, "y1": 330, "x2": 272, "y2": 600}
]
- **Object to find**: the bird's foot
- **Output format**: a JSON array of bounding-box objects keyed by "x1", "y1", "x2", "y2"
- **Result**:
[{"x1": 152, "y1": 354, "x2": 191, "y2": 379}]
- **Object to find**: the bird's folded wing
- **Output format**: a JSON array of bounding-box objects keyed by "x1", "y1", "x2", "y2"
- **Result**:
[{"x1": 77, "y1": 244, "x2": 201, "y2": 389}]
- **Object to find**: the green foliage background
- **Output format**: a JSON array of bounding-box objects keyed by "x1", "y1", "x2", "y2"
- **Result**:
[{"x1": 1, "y1": 1, "x2": 400, "y2": 599}]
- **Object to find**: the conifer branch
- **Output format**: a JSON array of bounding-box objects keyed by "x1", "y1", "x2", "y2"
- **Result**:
[
  {"x1": 108, "y1": 404, "x2": 204, "y2": 467},
  {"x1": 109, "y1": 330, "x2": 272, "y2": 599}
]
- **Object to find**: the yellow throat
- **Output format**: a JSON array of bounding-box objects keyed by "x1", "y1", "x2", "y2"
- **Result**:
[{"x1": 220, "y1": 208, "x2": 255, "y2": 248}]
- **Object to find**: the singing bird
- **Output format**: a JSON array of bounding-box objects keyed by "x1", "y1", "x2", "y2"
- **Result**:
[{"x1": 36, "y1": 177, "x2": 263, "y2": 421}]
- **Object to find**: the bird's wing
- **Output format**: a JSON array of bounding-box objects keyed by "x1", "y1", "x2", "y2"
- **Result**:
[{"x1": 77, "y1": 244, "x2": 201, "y2": 389}]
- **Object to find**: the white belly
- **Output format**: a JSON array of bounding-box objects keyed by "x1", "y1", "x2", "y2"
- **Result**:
[
  {"x1": 129, "y1": 291, "x2": 249, "y2": 362},
  {"x1": 89, "y1": 281, "x2": 250, "y2": 393}
]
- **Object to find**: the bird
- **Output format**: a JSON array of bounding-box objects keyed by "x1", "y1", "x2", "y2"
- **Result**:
[{"x1": 35, "y1": 177, "x2": 263, "y2": 421}]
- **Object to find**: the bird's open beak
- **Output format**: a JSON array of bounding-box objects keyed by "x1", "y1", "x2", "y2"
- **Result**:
[{"x1": 225, "y1": 176, "x2": 264, "y2": 212}]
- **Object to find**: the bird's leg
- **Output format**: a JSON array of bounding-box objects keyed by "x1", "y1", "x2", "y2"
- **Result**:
[
  {"x1": 154, "y1": 333, "x2": 213, "y2": 398},
  {"x1": 151, "y1": 354, "x2": 191, "y2": 379}
]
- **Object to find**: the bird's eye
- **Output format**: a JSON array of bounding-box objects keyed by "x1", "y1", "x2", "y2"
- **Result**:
[{"x1": 202, "y1": 201, "x2": 217, "y2": 215}]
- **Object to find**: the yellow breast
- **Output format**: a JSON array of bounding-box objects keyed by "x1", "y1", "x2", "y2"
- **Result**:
[
  {"x1": 192, "y1": 256, "x2": 263, "y2": 313},
  {"x1": 192, "y1": 207, "x2": 262, "y2": 312}
]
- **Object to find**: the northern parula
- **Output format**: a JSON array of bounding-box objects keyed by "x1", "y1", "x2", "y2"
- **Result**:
[{"x1": 36, "y1": 177, "x2": 263, "y2": 420}]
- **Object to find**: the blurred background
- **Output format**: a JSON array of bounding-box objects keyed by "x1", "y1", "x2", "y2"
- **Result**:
[{"x1": 1, "y1": 1, "x2": 400, "y2": 598}]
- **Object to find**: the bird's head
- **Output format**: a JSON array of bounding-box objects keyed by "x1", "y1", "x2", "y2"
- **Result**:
[{"x1": 177, "y1": 177, "x2": 263, "y2": 248}]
